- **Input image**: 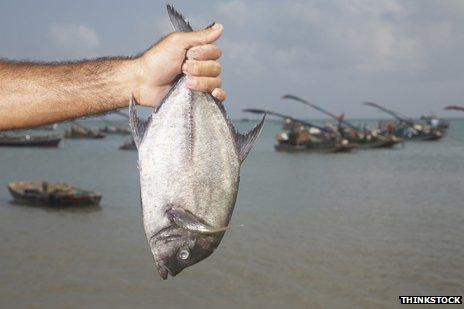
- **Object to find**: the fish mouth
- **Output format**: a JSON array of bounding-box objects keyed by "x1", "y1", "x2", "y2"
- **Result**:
[
  {"x1": 156, "y1": 260, "x2": 181, "y2": 280},
  {"x1": 156, "y1": 261, "x2": 170, "y2": 280}
]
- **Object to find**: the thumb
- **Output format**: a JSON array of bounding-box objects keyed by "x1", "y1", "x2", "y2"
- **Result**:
[{"x1": 178, "y1": 23, "x2": 223, "y2": 49}]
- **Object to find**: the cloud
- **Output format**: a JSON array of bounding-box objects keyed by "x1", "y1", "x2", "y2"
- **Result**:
[
  {"x1": 216, "y1": 0, "x2": 251, "y2": 26},
  {"x1": 49, "y1": 24, "x2": 100, "y2": 58}
]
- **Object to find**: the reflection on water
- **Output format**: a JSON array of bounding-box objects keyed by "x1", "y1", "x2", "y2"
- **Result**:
[{"x1": 0, "y1": 120, "x2": 463, "y2": 308}]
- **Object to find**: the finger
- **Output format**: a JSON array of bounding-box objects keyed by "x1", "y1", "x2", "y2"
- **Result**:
[
  {"x1": 177, "y1": 23, "x2": 223, "y2": 48},
  {"x1": 187, "y1": 44, "x2": 222, "y2": 61},
  {"x1": 182, "y1": 60, "x2": 221, "y2": 77},
  {"x1": 212, "y1": 88, "x2": 227, "y2": 102},
  {"x1": 186, "y1": 76, "x2": 222, "y2": 93}
]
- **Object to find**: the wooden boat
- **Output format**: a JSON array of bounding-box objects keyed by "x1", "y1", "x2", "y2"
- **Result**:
[
  {"x1": 275, "y1": 141, "x2": 356, "y2": 153},
  {"x1": 64, "y1": 125, "x2": 106, "y2": 139},
  {"x1": 445, "y1": 105, "x2": 464, "y2": 112},
  {"x1": 119, "y1": 138, "x2": 136, "y2": 150},
  {"x1": 416, "y1": 130, "x2": 444, "y2": 141},
  {"x1": 8, "y1": 181, "x2": 101, "y2": 206},
  {"x1": 400, "y1": 128, "x2": 445, "y2": 141},
  {"x1": 0, "y1": 134, "x2": 61, "y2": 147},
  {"x1": 100, "y1": 125, "x2": 131, "y2": 135},
  {"x1": 363, "y1": 102, "x2": 448, "y2": 141},
  {"x1": 355, "y1": 136, "x2": 404, "y2": 149}
]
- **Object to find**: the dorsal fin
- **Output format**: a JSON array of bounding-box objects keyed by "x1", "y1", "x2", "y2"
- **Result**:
[
  {"x1": 166, "y1": 4, "x2": 265, "y2": 162},
  {"x1": 235, "y1": 115, "x2": 266, "y2": 163},
  {"x1": 167, "y1": 4, "x2": 193, "y2": 32},
  {"x1": 129, "y1": 95, "x2": 149, "y2": 149}
]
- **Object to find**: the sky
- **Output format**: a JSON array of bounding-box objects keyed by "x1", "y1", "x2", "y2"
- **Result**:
[{"x1": 1, "y1": 0, "x2": 463, "y2": 119}]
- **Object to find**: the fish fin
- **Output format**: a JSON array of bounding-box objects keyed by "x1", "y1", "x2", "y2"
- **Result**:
[
  {"x1": 166, "y1": 207, "x2": 228, "y2": 234},
  {"x1": 235, "y1": 115, "x2": 266, "y2": 163},
  {"x1": 129, "y1": 95, "x2": 149, "y2": 149},
  {"x1": 167, "y1": 4, "x2": 193, "y2": 32},
  {"x1": 214, "y1": 98, "x2": 266, "y2": 163}
]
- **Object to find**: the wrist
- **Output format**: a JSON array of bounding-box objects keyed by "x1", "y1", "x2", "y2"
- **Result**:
[{"x1": 114, "y1": 57, "x2": 144, "y2": 106}]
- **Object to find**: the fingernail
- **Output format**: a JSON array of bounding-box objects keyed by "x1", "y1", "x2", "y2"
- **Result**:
[
  {"x1": 186, "y1": 49, "x2": 197, "y2": 59},
  {"x1": 212, "y1": 23, "x2": 222, "y2": 30}
]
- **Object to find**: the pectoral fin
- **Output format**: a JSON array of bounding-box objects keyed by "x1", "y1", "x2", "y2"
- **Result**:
[
  {"x1": 235, "y1": 115, "x2": 266, "y2": 163},
  {"x1": 129, "y1": 95, "x2": 149, "y2": 149},
  {"x1": 166, "y1": 207, "x2": 228, "y2": 234}
]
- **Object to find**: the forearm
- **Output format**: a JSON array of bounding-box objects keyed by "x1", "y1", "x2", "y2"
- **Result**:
[{"x1": 0, "y1": 58, "x2": 140, "y2": 130}]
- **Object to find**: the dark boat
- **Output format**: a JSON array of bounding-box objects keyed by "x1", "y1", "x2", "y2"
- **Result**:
[
  {"x1": 274, "y1": 142, "x2": 356, "y2": 153},
  {"x1": 100, "y1": 125, "x2": 131, "y2": 135},
  {"x1": 64, "y1": 125, "x2": 106, "y2": 139},
  {"x1": 412, "y1": 129, "x2": 444, "y2": 141},
  {"x1": 355, "y1": 135, "x2": 404, "y2": 149},
  {"x1": 0, "y1": 134, "x2": 61, "y2": 147},
  {"x1": 282, "y1": 94, "x2": 403, "y2": 149},
  {"x1": 8, "y1": 181, "x2": 101, "y2": 207},
  {"x1": 363, "y1": 102, "x2": 447, "y2": 141},
  {"x1": 243, "y1": 108, "x2": 357, "y2": 153},
  {"x1": 119, "y1": 137, "x2": 136, "y2": 150},
  {"x1": 444, "y1": 105, "x2": 464, "y2": 112},
  {"x1": 99, "y1": 115, "x2": 131, "y2": 135}
]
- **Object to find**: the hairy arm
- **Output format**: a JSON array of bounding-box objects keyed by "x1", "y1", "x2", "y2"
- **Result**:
[
  {"x1": 0, "y1": 58, "x2": 138, "y2": 130},
  {"x1": 0, "y1": 23, "x2": 225, "y2": 131}
]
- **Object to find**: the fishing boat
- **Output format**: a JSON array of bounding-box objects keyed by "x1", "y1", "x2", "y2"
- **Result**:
[
  {"x1": 0, "y1": 134, "x2": 61, "y2": 147},
  {"x1": 98, "y1": 110, "x2": 132, "y2": 135},
  {"x1": 282, "y1": 94, "x2": 403, "y2": 149},
  {"x1": 119, "y1": 137, "x2": 136, "y2": 150},
  {"x1": 8, "y1": 181, "x2": 101, "y2": 207},
  {"x1": 444, "y1": 105, "x2": 464, "y2": 112},
  {"x1": 64, "y1": 124, "x2": 106, "y2": 139},
  {"x1": 244, "y1": 108, "x2": 356, "y2": 153},
  {"x1": 99, "y1": 114, "x2": 131, "y2": 135},
  {"x1": 100, "y1": 125, "x2": 131, "y2": 135},
  {"x1": 363, "y1": 102, "x2": 447, "y2": 141},
  {"x1": 355, "y1": 135, "x2": 403, "y2": 149},
  {"x1": 274, "y1": 141, "x2": 356, "y2": 153}
]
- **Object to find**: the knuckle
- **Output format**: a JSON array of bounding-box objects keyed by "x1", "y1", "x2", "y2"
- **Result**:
[
  {"x1": 167, "y1": 33, "x2": 181, "y2": 44},
  {"x1": 190, "y1": 62, "x2": 201, "y2": 75}
]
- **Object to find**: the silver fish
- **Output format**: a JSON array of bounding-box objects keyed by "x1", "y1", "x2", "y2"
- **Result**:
[{"x1": 129, "y1": 5, "x2": 265, "y2": 280}]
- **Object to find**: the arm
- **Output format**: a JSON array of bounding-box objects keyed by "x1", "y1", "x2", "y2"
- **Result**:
[{"x1": 0, "y1": 23, "x2": 225, "y2": 131}]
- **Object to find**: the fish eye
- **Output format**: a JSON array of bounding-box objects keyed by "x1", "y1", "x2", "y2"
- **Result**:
[{"x1": 178, "y1": 249, "x2": 190, "y2": 260}]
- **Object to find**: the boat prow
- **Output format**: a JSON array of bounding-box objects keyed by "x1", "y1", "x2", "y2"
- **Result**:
[{"x1": 8, "y1": 181, "x2": 102, "y2": 207}]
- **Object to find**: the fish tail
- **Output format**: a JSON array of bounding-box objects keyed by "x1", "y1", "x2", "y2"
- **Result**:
[{"x1": 166, "y1": 4, "x2": 193, "y2": 32}]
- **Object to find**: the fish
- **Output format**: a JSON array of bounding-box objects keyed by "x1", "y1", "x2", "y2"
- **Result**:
[{"x1": 129, "y1": 5, "x2": 265, "y2": 279}]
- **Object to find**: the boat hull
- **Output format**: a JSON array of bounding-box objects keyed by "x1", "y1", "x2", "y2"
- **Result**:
[
  {"x1": 275, "y1": 143, "x2": 356, "y2": 153},
  {"x1": 8, "y1": 182, "x2": 101, "y2": 207},
  {"x1": 356, "y1": 137, "x2": 403, "y2": 149},
  {"x1": 0, "y1": 136, "x2": 61, "y2": 147}
]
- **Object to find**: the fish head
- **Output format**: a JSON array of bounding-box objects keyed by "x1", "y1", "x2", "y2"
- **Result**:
[{"x1": 150, "y1": 227, "x2": 219, "y2": 279}]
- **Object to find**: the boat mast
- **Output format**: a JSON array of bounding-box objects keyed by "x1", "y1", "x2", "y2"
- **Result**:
[
  {"x1": 363, "y1": 101, "x2": 415, "y2": 126},
  {"x1": 243, "y1": 108, "x2": 329, "y2": 132},
  {"x1": 282, "y1": 94, "x2": 361, "y2": 131}
]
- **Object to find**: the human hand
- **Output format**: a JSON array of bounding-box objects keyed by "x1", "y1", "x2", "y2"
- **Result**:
[{"x1": 133, "y1": 23, "x2": 226, "y2": 107}]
